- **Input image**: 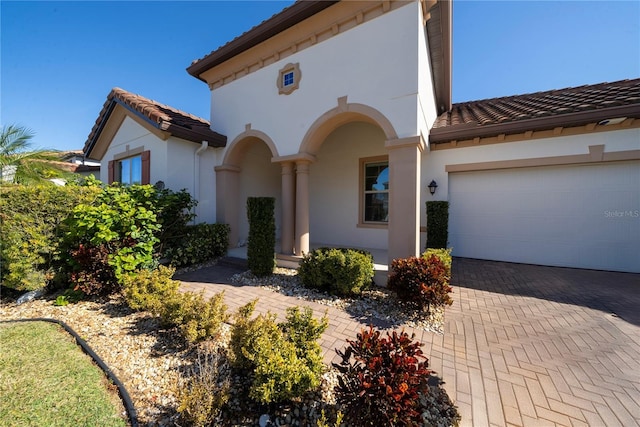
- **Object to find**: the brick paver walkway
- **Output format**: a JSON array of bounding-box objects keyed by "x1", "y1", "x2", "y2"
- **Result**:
[{"x1": 177, "y1": 258, "x2": 640, "y2": 427}]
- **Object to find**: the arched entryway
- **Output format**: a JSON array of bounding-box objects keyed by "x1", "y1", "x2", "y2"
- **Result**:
[
  {"x1": 283, "y1": 98, "x2": 425, "y2": 265},
  {"x1": 309, "y1": 121, "x2": 389, "y2": 250},
  {"x1": 215, "y1": 130, "x2": 281, "y2": 249}
]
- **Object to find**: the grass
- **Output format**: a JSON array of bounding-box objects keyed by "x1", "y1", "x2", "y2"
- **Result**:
[{"x1": 0, "y1": 321, "x2": 128, "y2": 427}]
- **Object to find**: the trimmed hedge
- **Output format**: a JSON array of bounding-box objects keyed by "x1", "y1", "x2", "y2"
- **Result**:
[
  {"x1": 0, "y1": 184, "x2": 100, "y2": 291},
  {"x1": 164, "y1": 223, "x2": 229, "y2": 267},
  {"x1": 0, "y1": 180, "x2": 227, "y2": 293},
  {"x1": 298, "y1": 247, "x2": 374, "y2": 296},
  {"x1": 246, "y1": 197, "x2": 276, "y2": 277},
  {"x1": 426, "y1": 201, "x2": 449, "y2": 249}
]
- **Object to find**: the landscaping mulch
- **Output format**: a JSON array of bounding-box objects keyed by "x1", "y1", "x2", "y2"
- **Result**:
[{"x1": 0, "y1": 266, "x2": 459, "y2": 426}]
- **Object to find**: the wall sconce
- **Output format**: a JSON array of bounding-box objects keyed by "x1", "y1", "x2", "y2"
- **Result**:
[{"x1": 428, "y1": 180, "x2": 438, "y2": 195}]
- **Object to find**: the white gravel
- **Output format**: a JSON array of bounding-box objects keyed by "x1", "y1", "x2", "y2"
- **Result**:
[
  {"x1": 0, "y1": 265, "x2": 458, "y2": 426},
  {"x1": 232, "y1": 267, "x2": 445, "y2": 334}
]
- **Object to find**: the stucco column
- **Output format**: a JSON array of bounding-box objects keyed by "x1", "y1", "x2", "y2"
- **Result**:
[
  {"x1": 294, "y1": 160, "x2": 311, "y2": 256},
  {"x1": 215, "y1": 164, "x2": 241, "y2": 248},
  {"x1": 280, "y1": 162, "x2": 295, "y2": 255},
  {"x1": 386, "y1": 136, "x2": 424, "y2": 266}
]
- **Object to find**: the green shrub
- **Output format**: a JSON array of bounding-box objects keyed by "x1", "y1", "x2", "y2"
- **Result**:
[
  {"x1": 53, "y1": 295, "x2": 69, "y2": 306},
  {"x1": 164, "y1": 223, "x2": 229, "y2": 267},
  {"x1": 388, "y1": 254, "x2": 453, "y2": 312},
  {"x1": 121, "y1": 265, "x2": 180, "y2": 314},
  {"x1": 52, "y1": 289, "x2": 84, "y2": 306},
  {"x1": 162, "y1": 291, "x2": 229, "y2": 343},
  {"x1": 230, "y1": 301, "x2": 328, "y2": 404},
  {"x1": 176, "y1": 344, "x2": 230, "y2": 427},
  {"x1": 0, "y1": 184, "x2": 99, "y2": 291},
  {"x1": 334, "y1": 326, "x2": 431, "y2": 426},
  {"x1": 152, "y1": 188, "x2": 197, "y2": 253},
  {"x1": 317, "y1": 410, "x2": 344, "y2": 427},
  {"x1": 279, "y1": 306, "x2": 327, "y2": 378},
  {"x1": 423, "y1": 247, "x2": 452, "y2": 277},
  {"x1": 246, "y1": 197, "x2": 275, "y2": 277},
  {"x1": 61, "y1": 184, "x2": 160, "y2": 293},
  {"x1": 426, "y1": 201, "x2": 449, "y2": 249},
  {"x1": 105, "y1": 185, "x2": 200, "y2": 260},
  {"x1": 298, "y1": 248, "x2": 374, "y2": 296},
  {"x1": 121, "y1": 265, "x2": 227, "y2": 343}
]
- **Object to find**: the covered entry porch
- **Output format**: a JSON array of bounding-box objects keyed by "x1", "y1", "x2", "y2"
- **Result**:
[{"x1": 215, "y1": 100, "x2": 427, "y2": 270}]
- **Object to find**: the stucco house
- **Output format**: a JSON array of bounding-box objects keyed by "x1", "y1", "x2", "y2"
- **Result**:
[
  {"x1": 84, "y1": 88, "x2": 226, "y2": 223},
  {"x1": 84, "y1": 0, "x2": 640, "y2": 273}
]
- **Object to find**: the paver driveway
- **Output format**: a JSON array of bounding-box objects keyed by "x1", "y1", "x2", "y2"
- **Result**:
[{"x1": 177, "y1": 258, "x2": 640, "y2": 427}]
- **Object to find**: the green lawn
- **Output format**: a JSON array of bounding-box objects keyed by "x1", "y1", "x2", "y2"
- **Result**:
[{"x1": 0, "y1": 321, "x2": 128, "y2": 427}]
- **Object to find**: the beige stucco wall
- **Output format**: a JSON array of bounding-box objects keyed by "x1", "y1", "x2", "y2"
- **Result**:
[
  {"x1": 209, "y1": 1, "x2": 424, "y2": 159},
  {"x1": 100, "y1": 116, "x2": 220, "y2": 224},
  {"x1": 236, "y1": 142, "x2": 282, "y2": 246},
  {"x1": 417, "y1": 4, "x2": 439, "y2": 146},
  {"x1": 100, "y1": 116, "x2": 168, "y2": 185},
  {"x1": 309, "y1": 121, "x2": 388, "y2": 249},
  {"x1": 166, "y1": 138, "x2": 218, "y2": 224},
  {"x1": 422, "y1": 127, "x2": 640, "y2": 205}
]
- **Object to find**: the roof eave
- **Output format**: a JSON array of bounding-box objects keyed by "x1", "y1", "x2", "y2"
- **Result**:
[
  {"x1": 166, "y1": 123, "x2": 227, "y2": 147},
  {"x1": 84, "y1": 95, "x2": 228, "y2": 160},
  {"x1": 426, "y1": 0, "x2": 452, "y2": 114},
  {"x1": 429, "y1": 103, "x2": 640, "y2": 144},
  {"x1": 186, "y1": 0, "x2": 339, "y2": 81},
  {"x1": 84, "y1": 100, "x2": 116, "y2": 159}
]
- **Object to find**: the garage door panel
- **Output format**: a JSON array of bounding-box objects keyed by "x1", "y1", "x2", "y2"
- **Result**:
[{"x1": 449, "y1": 161, "x2": 639, "y2": 273}]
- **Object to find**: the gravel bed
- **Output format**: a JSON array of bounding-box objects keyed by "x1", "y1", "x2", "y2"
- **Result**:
[
  {"x1": 232, "y1": 267, "x2": 445, "y2": 334},
  {"x1": 0, "y1": 265, "x2": 458, "y2": 426}
]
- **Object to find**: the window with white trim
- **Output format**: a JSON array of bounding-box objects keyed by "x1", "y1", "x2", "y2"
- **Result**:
[{"x1": 362, "y1": 159, "x2": 389, "y2": 223}]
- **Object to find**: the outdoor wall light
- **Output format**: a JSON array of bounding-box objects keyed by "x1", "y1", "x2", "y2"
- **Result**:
[{"x1": 428, "y1": 180, "x2": 438, "y2": 195}]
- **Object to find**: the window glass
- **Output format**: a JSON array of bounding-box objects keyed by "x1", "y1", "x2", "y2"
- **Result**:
[
  {"x1": 283, "y1": 71, "x2": 294, "y2": 87},
  {"x1": 130, "y1": 156, "x2": 142, "y2": 184},
  {"x1": 120, "y1": 158, "x2": 131, "y2": 184},
  {"x1": 119, "y1": 155, "x2": 142, "y2": 185},
  {"x1": 363, "y1": 161, "x2": 389, "y2": 223},
  {"x1": 364, "y1": 193, "x2": 389, "y2": 222}
]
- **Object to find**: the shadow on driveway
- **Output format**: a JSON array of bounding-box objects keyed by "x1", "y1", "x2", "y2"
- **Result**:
[{"x1": 452, "y1": 257, "x2": 640, "y2": 327}]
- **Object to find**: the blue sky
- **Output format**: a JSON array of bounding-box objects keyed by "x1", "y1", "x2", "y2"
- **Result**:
[{"x1": 1, "y1": 1, "x2": 638, "y2": 152}]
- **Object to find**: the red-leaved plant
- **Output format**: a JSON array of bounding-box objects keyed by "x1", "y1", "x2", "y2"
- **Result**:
[
  {"x1": 333, "y1": 326, "x2": 431, "y2": 426},
  {"x1": 69, "y1": 243, "x2": 119, "y2": 295},
  {"x1": 387, "y1": 254, "x2": 453, "y2": 312}
]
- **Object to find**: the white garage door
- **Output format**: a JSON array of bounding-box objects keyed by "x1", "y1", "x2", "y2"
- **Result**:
[{"x1": 448, "y1": 161, "x2": 640, "y2": 273}]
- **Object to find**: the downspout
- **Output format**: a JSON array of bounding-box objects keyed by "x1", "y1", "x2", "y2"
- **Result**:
[{"x1": 194, "y1": 141, "x2": 209, "y2": 222}]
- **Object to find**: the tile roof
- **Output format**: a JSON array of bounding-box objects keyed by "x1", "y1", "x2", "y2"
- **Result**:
[
  {"x1": 84, "y1": 88, "x2": 226, "y2": 156},
  {"x1": 430, "y1": 78, "x2": 640, "y2": 143},
  {"x1": 49, "y1": 161, "x2": 100, "y2": 174}
]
